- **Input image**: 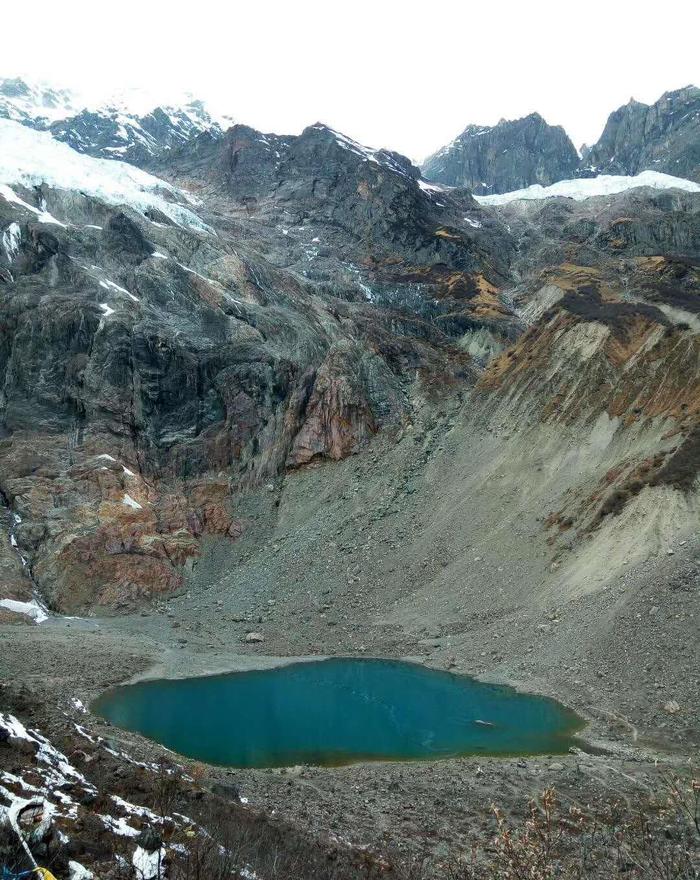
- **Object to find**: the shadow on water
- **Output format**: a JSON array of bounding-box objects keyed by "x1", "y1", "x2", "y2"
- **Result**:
[{"x1": 92, "y1": 657, "x2": 585, "y2": 769}]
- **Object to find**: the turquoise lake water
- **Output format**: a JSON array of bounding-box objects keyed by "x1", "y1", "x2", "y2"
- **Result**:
[{"x1": 92, "y1": 658, "x2": 583, "y2": 768}]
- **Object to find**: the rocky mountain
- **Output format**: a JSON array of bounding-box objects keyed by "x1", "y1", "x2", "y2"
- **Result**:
[
  {"x1": 0, "y1": 115, "x2": 520, "y2": 614},
  {"x1": 582, "y1": 85, "x2": 700, "y2": 181},
  {"x1": 423, "y1": 86, "x2": 700, "y2": 195},
  {"x1": 0, "y1": 77, "x2": 78, "y2": 126},
  {"x1": 0, "y1": 77, "x2": 229, "y2": 168},
  {"x1": 421, "y1": 113, "x2": 580, "y2": 194},
  {"x1": 1, "y1": 107, "x2": 698, "y2": 621},
  {"x1": 47, "y1": 101, "x2": 227, "y2": 167},
  {"x1": 1, "y1": 80, "x2": 700, "y2": 880}
]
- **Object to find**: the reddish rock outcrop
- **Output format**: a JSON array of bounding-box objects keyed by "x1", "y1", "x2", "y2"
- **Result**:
[{"x1": 287, "y1": 345, "x2": 378, "y2": 466}]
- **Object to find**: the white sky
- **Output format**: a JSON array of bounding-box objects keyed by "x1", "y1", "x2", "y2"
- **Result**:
[{"x1": 2, "y1": 0, "x2": 698, "y2": 162}]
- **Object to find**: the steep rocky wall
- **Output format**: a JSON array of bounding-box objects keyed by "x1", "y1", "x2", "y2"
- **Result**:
[
  {"x1": 422, "y1": 113, "x2": 580, "y2": 194},
  {"x1": 0, "y1": 157, "x2": 501, "y2": 613},
  {"x1": 584, "y1": 86, "x2": 700, "y2": 182}
]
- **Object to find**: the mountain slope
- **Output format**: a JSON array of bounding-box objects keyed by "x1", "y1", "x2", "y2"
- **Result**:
[
  {"x1": 1, "y1": 111, "x2": 698, "y2": 623},
  {"x1": 421, "y1": 112, "x2": 580, "y2": 194},
  {"x1": 0, "y1": 117, "x2": 517, "y2": 613}
]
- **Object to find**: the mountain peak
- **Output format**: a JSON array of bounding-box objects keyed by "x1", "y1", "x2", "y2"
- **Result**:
[
  {"x1": 585, "y1": 86, "x2": 700, "y2": 181},
  {"x1": 422, "y1": 112, "x2": 579, "y2": 194}
]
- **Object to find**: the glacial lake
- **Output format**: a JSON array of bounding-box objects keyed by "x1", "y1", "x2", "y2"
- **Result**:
[{"x1": 92, "y1": 658, "x2": 583, "y2": 768}]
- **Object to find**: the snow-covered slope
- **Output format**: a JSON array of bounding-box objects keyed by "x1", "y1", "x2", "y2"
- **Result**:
[
  {"x1": 0, "y1": 78, "x2": 233, "y2": 167},
  {"x1": 0, "y1": 77, "x2": 79, "y2": 125},
  {"x1": 474, "y1": 170, "x2": 700, "y2": 205},
  {"x1": 0, "y1": 118, "x2": 210, "y2": 232}
]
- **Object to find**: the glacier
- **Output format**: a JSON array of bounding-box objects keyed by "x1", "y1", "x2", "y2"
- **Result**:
[
  {"x1": 474, "y1": 170, "x2": 700, "y2": 205},
  {"x1": 0, "y1": 118, "x2": 211, "y2": 233}
]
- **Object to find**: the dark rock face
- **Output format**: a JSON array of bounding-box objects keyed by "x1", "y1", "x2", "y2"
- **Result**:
[
  {"x1": 423, "y1": 87, "x2": 700, "y2": 195},
  {"x1": 583, "y1": 86, "x2": 700, "y2": 181},
  {"x1": 164, "y1": 122, "x2": 515, "y2": 278},
  {"x1": 421, "y1": 113, "x2": 580, "y2": 194}
]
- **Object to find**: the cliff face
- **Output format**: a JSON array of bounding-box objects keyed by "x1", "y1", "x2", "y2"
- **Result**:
[
  {"x1": 583, "y1": 86, "x2": 700, "y2": 182},
  {"x1": 421, "y1": 113, "x2": 580, "y2": 194},
  {"x1": 0, "y1": 118, "x2": 516, "y2": 614}
]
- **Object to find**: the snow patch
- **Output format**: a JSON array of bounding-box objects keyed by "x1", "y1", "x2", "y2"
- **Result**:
[
  {"x1": 100, "y1": 278, "x2": 139, "y2": 301},
  {"x1": 176, "y1": 261, "x2": 220, "y2": 286},
  {"x1": 2, "y1": 221, "x2": 21, "y2": 259},
  {"x1": 0, "y1": 713, "x2": 93, "y2": 789},
  {"x1": 0, "y1": 598, "x2": 48, "y2": 623},
  {"x1": 418, "y1": 180, "x2": 446, "y2": 194},
  {"x1": 122, "y1": 493, "x2": 143, "y2": 510},
  {"x1": 100, "y1": 813, "x2": 140, "y2": 837},
  {"x1": 0, "y1": 183, "x2": 66, "y2": 225},
  {"x1": 133, "y1": 845, "x2": 166, "y2": 880},
  {"x1": 69, "y1": 862, "x2": 94, "y2": 880}
]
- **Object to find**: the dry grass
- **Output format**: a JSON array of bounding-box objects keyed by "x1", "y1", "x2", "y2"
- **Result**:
[{"x1": 447, "y1": 772, "x2": 699, "y2": 880}]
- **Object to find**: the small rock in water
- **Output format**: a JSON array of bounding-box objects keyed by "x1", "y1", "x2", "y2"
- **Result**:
[{"x1": 245, "y1": 632, "x2": 264, "y2": 643}]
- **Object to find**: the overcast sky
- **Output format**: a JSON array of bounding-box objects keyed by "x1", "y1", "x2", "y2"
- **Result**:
[{"x1": 2, "y1": 0, "x2": 698, "y2": 161}]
